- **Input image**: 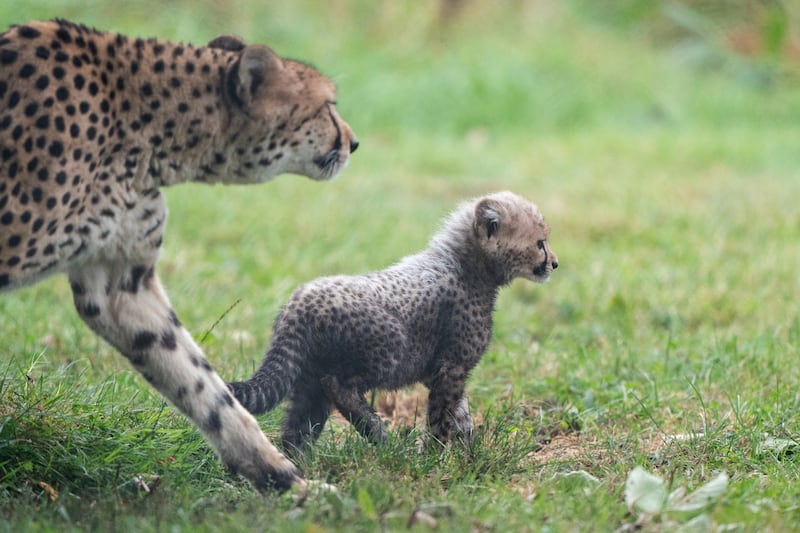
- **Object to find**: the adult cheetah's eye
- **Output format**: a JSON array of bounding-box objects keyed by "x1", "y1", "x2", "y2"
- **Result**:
[{"x1": 537, "y1": 240, "x2": 545, "y2": 250}]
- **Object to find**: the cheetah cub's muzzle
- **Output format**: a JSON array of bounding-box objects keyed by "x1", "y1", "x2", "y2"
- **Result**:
[{"x1": 532, "y1": 238, "x2": 559, "y2": 282}]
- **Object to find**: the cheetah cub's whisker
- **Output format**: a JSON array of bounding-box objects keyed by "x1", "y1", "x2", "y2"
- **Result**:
[{"x1": 229, "y1": 191, "x2": 558, "y2": 452}]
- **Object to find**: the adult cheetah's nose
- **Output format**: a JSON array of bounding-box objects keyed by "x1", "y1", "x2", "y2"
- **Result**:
[
  {"x1": 552, "y1": 261, "x2": 559, "y2": 269},
  {"x1": 349, "y1": 139, "x2": 359, "y2": 153}
]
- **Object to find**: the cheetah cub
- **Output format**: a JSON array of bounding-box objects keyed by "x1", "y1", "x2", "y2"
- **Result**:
[{"x1": 230, "y1": 191, "x2": 558, "y2": 451}]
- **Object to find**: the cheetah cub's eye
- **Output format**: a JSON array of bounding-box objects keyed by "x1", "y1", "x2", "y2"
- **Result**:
[{"x1": 537, "y1": 240, "x2": 545, "y2": 250}]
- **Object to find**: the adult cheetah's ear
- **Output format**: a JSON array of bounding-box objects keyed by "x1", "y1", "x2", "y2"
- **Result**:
[
  {"x1": 208, "y1": 35, "x2": 246, "y2": 52},
  {"x1": 226, "y1": 45, "x2": 282, "y2": 111},
  {"x1": 474, "y1": 198, "x2": 503, "y2": 240}
]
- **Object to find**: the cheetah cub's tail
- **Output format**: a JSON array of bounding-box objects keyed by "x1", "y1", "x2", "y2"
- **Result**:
[{"x1": 228, "y1": 318, "x2": 304, "y2": 414}]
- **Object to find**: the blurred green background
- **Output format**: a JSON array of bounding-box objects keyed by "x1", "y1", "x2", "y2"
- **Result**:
[{"x1": 1, "y1": 1, "x2": 799, "y2": 530}]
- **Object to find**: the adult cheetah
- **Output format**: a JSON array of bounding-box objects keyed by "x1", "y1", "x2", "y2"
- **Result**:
[
  {"x1": 230, "y1": 191, "x2": 557, "y2": 452},
  {"x1": 0, "y1": 19, "x2": 358, "y2": 491}
]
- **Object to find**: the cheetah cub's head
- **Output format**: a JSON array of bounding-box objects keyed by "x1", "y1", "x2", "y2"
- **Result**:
[
  {"x1": 472, "y1": 191, "x2": 558, "y2": 284},
  {"x1": 213, "y1": 36, "x2": 359, "y2": 182}
]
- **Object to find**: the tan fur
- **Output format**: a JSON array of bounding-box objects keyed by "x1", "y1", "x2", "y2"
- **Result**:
[{"x1": 0, "y1": 19, "x2": 359, "y2": 491}]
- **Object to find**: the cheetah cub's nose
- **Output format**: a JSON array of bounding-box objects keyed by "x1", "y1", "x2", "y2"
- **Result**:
[
  {"x1": 552, "y1": 261, "x2": 559, "y2": 269},
  {"x1": 349, "y1": 139, "x2": 360, "y2": 153}
]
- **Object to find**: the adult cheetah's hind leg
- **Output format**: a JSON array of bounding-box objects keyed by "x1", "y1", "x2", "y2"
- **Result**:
[
  {"x1": 68, "y1": 260, "x2": 302, "y2": 492},
  {"x1": 320, "y1": 375, "x2": 388, "y2": 443}
]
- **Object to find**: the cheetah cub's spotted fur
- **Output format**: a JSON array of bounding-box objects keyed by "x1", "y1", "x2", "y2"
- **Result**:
[
  {"x1": 230, "y1": 191, "x2": 558, "y2": 451},
  {"x1": 0, "y1": 19, "x2": 358, "y2": 491}
]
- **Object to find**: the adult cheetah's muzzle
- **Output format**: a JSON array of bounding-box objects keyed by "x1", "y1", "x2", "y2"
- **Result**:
[
  {"x1": 313, "y1": 150, "x2": 342, "y2": 177},
  {"x1": 313, "y1": 139, "x2": 358, "y2": 178}
]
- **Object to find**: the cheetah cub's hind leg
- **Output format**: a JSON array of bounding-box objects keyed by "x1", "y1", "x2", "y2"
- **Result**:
[
  {"x1": 68, "y1": 261, "x2": 302, "y2": 492},
  {"x1": 280, "y1": 375, "x2": 334, "y2": 455},
  {"x1": 320, "y1": 376, "x2": 388, "y2": 443}
]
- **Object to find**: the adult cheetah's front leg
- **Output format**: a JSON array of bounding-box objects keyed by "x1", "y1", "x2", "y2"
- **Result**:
[{"x1": 68, "y1": 261, "x2": 301, "y2": 491}]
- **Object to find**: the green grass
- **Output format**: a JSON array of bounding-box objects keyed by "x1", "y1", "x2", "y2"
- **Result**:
[{"x1": 2, "y1": 0, "x2": 800, "y2": 530}]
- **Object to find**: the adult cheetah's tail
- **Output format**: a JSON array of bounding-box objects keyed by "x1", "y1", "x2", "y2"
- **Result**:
[{"x1": 228, "y1": 330, "x2": 304, "y2": 415}]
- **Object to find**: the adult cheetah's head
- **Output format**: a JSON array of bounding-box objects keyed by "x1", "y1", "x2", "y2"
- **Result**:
[
  {"x1": 472, "y1": 191, "x2": 558, "y2": 284},
  {"x1": 216, "y1": 37, "x2": 358, "y2": 182}
]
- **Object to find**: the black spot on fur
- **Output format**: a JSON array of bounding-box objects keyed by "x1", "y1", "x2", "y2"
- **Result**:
[
  {"x1": 55, "y1": 27, "x2": 72, "y2": 44},
  {"x1": 122, "y1": 265, "x2": 148, "y2": 293},
  {"x1": 169, "y1": 310, "x2": 182, "y2": 327},
  {"x1": 24, "y1": 102, "x2": 39, "y2": 117},
  {"x1": 206, "y1": 410, "x2": 222, "y2": 433},
  {"x1": 19, "y1": 64, "x2": 36, "y2": 78},
  {"x1": 18, "y1": 25, "x2": 41, "y2": 39},
  {"x1": 218, "y1": 390, "x2": 235, "y2": 408},
  {"x1": 132, "y1": 330, "x2": 157, "y2": 350},
  {"x1": 48, "y1": 141, "x2": 64, "y2": 157},
  {"x1": 35, "y1": 75, "x2": 49, "y2": 91},
  {"x1": 82, "y1": 303, "x2": 101, "y2": 317},
  {"x1": 6, "y1": 91, "x2": 20, "y2": 109},
  {"x1": 0, "y1": 49, "x2": 18, "y2": 65},
  {"x1": 160, "y1": 330, "x2": 177, "y2": 350}
]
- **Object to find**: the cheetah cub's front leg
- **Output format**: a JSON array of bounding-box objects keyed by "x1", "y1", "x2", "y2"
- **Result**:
[
  {"x1": 426, "y1": 365, "x2": 475, "y2": 444},
  {"x1": 68, "y1": 261, "x2": 302, "y2": 491}
]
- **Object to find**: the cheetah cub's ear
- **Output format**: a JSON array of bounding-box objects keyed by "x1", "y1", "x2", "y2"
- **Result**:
[
  {"x1": 208, "y1": 34, "x2": 246, "y2": 52},
  {"x1": 474, "y1": 197, "x2": 505, "y2": 240},
  {"x1": 226, "y1": 45, "x2": 283, "y2": 111}
]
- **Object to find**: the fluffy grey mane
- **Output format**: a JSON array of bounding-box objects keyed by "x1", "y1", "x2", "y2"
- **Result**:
[{"x1": 427, "y1": 199, "x2": 477, "y2": 257}]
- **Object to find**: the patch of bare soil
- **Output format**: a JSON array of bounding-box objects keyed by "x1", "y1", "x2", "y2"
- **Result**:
[
  {"x1": 374, "y1": 385, "x2": 429, "y2": 431},
  {"x1": 327, "y1": 385, "x2": 430, "y2": 433},
  {"x1": 530, "y1": 433, "x2": 589, "y2": 464}
]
